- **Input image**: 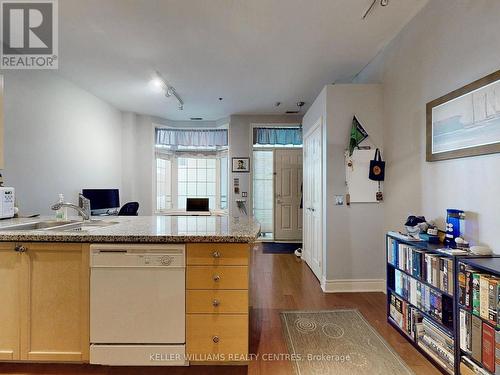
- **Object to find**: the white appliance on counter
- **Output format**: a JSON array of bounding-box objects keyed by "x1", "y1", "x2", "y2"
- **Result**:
[
  {"x1": 0, "y1": 187, "x2": 15, "y2": 219},
  {"x1": 90, "y1": 244, "x2": 186, "y2": 366}
]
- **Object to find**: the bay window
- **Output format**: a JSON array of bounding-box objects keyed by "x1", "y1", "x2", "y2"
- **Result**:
[{"x1": 154, "y1": 127, "x2": 228, "y2": 213}]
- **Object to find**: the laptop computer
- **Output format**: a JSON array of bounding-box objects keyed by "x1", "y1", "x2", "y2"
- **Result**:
[{"x1": 185, "y1": 198, "x2": 211, "y2": 215}]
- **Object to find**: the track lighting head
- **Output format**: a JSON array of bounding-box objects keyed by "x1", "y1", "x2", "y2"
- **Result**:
[{"x1": 150, "y1": 72, "x2": 184, "y2": 111}]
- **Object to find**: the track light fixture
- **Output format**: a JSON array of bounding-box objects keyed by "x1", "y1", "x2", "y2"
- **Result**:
[
  {"x1": 150, "y1": 72, "x2": 184, "y2": 110},
  {"x1": 362, "y1": 0, "x2": 389, "y2": 20}
]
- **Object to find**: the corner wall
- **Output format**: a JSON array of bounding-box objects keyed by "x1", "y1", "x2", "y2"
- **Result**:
[
  {"x1": 355, "y1": 0, "x2": 500, "y2": 251},
  {"x1": 303, "y1": 84, "x2": 385, "y2": 290}
]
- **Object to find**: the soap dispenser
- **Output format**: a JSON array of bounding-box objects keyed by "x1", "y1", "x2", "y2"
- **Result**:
[{"x1": 55, "y1": 194, "x2": 67, "y2": 221}]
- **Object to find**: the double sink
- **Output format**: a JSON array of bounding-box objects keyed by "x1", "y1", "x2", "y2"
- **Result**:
[{"x1": 0, "y1": 219, "x2": 119, "y2": 232}]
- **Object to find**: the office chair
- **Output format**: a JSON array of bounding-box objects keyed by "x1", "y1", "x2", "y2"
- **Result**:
[{"x1": 118, "y1": 202, "x2": 139, "y2": 216}]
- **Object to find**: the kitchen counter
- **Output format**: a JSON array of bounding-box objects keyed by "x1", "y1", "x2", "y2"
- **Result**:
[{"x1": 0, "y1": 215, "x2": 261, "y2": 243}]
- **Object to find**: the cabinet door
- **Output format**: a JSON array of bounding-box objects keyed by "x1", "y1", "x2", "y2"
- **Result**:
[
  {"x1": 0, "y1": 243, "x2": 21, "y2": 360},
  {"x1": 20, "y1": 243, "x2": 89, "y2": 362}
]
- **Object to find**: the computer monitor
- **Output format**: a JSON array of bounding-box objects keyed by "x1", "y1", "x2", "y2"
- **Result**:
[
  {"x1": 186, "y1": 198, "x2": 209, "y2": 212},
  {"x1": 81, "y1": 189, "x2": 120, "y2": 215}
]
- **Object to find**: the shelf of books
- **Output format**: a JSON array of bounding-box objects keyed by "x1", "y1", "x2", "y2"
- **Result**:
[
  {"x1": 458, "y1": 258, "x2": 500, "y2": 375},
  {"x1": 387, "y1": 234, "x2": 458, "y2": 374}
]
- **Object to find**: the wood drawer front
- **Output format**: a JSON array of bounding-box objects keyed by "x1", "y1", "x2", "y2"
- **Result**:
[
  {"x1": 187, "y1": 266, "x2": 248, "y2": 290},
  {"x1": 187, "y1": 243, "x2": 249, "y2": 266},
  {"x1": 187, "y1": 290, "x2": 248, "y2": 314},
  {"x1": 187, "y1": 314, "x2": 248, "y2": 360}
]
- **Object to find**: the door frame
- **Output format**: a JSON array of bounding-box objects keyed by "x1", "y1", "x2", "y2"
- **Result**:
[
  {"x1": 302, "y1": 117, "x2": 324, "y2": 281},
  {"x1": 248, "y1": 123, "x2": 302, "y2": 241}
]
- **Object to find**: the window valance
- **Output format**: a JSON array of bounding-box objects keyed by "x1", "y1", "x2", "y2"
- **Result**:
[
  {"x1": 253, "y1": 127, "x2": 302, "y2": 146},
  {"x1": 156, "y1": 128, "x2": 228, "y2": 147}
]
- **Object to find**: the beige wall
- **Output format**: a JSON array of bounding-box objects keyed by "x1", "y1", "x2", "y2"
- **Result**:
[
  {"x1": 355, "y1": 0, "x2": 500, "y2": 251},
  {"x1": 303, "y1": 85, "x2": 384, "y2": 284},
  {"x1": 3, "y1": 71, "x2": 123, "y2": 215}
]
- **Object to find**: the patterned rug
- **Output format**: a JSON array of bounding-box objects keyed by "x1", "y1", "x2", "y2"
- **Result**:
[{"x1": 281, "y1": 309, "x2": 414, "y2": 375}]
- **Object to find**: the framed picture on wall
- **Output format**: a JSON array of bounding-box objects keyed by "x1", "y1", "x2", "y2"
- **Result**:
[
  {"x1": 232, "y1": 157, "x2": 250, "y2": 172},
  {"x1": 426, "y1": 69, "x2": 500, "y2": 161}
]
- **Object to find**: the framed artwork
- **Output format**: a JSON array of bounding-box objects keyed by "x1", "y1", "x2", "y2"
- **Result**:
[
  {"x1": 232, "y1": 157, "x2": 250, "y2": 172},
  {"x1": 426, "y1": 69, "x2": 500, "y2": 161}
]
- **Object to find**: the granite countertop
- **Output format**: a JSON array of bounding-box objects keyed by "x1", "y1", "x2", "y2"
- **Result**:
[{"x1": 0, "y1": 215, "x2": 261, "y2": 243}]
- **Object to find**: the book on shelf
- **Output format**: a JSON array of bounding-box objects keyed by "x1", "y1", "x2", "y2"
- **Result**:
[
  {"x1": 471, "y1": 314, "x2": 483, "y2": 363},
  {"x1": 459, "y1": 262, "x2": 500, "y2": 327},
  {"x1": 483, "y1": 322, "x2": 495, "y2": 373},
  {"x1": 394, "y1": 269, "x2": 452, "y2": 327},
  {"x1": 461, "y1": 356, "x2": 493, "y2": 375},
  {"x1": 495, "y1": 330, "x2": 500, "y2": 375},
  {"x1": 389, "y1": 292, "x2": 422, "y2": 339},
  {"x1": 460, "y1": 309, "x2": 472, "y2": 354},
  {"x1": 416, "y1": 317, "x2": 454, "y2": 373},
  {"x1": 463, "y1": 305, "x2": 500, "y2": 374},
  {"x1": 388, "y1": 240, "x2": 454, "y2": 296}
]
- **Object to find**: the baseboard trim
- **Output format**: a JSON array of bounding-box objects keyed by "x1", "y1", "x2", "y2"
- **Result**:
[{"x1": 320, "y1": 278, "x2": 385, "y2": 293}]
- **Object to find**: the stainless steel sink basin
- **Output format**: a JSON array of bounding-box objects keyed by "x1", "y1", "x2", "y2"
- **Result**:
[
  {"x1": 0, "y1": 220, "x2": 81, "y2": 231},
  {"x1": 0, "y1": 219, "x2": 119, "y2": 232}
]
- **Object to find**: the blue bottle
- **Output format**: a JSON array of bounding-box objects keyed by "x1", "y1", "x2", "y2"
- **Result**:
[{"x1": 445, "y1": 209, "x2": 465, "y2": 247}]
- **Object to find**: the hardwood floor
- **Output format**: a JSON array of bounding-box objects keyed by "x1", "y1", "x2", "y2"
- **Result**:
[{"x1": 0, "y1": 244, "x2": 440, "y2": 375}]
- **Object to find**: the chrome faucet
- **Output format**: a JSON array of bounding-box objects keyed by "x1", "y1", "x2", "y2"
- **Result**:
[{"x1": 51, "y1": 194, "x2": 91, "y2": 221}]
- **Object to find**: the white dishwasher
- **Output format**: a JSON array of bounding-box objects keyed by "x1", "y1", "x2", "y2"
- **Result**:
[{"x1": 89, "y1": 244, "x2": 186, "y2": 366}]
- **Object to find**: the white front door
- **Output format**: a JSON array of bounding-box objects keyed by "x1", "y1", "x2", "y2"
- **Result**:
[
  {"x1": 274, "y1": 149, "x2": 303, "y2": 241},
  {"x1": 303, "y1": 119, "x2": 322, "y2": 280}
]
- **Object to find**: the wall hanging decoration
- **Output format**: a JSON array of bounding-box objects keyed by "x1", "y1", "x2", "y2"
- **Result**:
[
  {"x1": 232, "y1": 157, "x2": 250, "y2": 172},
  {"x1": 426, "y1": 69, "x2": 500, "y2": 161},
  {"x1": 369, "y1": 148, "x2": 385, "y2": 181}
]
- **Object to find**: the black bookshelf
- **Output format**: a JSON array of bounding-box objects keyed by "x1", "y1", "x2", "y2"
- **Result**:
[
  {"x1": 385, "y1": 233, "x2": 494, "y2": 375},
  {"x1": 457, "y1": 258, "x2": 500, "y2": 375}
]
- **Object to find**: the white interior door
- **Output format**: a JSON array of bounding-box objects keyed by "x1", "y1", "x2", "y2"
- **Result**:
[
  {"x1": 303, "y1": 120, "x2": 322, "y2": 280},
  {"x1": 274, "y1": 149, "x2": 303, "y2": 241}
]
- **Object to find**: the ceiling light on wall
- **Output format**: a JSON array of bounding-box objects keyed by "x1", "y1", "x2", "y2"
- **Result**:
[{"x1": 150, "y1": 72, "x2": 184, "y2": 110}]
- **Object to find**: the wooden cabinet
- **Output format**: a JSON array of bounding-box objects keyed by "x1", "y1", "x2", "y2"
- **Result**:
[
  {"x1": 0, "y1": 243, "x2": 21, "y2": 360},
  {"x1": 0, "y1": 242, "x2": 89, "y2": 363},
  {"x1": 186, "y1": 243, "x2": 250, "y2": 363}
]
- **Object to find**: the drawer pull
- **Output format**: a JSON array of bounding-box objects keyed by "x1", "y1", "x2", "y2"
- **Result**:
[
  {"x1": 14, "y1": 245, "x2": 27, "y2": 253},
  {"x1": 212, "y1": 299, "x2": 220, "y2": 307},
  {"x1": 213, "y1": 274, "x2": 221, "y2": 282},
  {"x1": 212, "y1": 336, "x2": 220, "y2": 343},
  {"x1": 212, "y1": 251, "x2": 221, "y2": 258}
]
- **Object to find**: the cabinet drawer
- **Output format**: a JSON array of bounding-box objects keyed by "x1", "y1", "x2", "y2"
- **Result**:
[
  {"x1": 187, "y1": 314, "x2": 248, "y2": 360},
  {"x1": 187, "y1": 266, "x2": 248, "y2": 290},
  {"x1": 187, "y1": 243, "x2": 249, "y2": 266},
  {"x1": 187, "y1": 290, "x2": 248, "y2": 314}
]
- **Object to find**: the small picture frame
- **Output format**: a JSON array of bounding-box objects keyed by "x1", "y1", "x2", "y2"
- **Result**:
[{"x1": 232, "y1": 157, "x2": 250, "y2": 173}]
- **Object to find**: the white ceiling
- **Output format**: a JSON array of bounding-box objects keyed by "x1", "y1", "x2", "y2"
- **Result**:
[{"x1": 58, "y1": 0, "x2": 427, "y2": 121}]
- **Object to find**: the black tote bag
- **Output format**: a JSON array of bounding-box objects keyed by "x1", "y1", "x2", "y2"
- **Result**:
[{"x1": 369, "y1": 148, "x2": 385, "y2": 181}]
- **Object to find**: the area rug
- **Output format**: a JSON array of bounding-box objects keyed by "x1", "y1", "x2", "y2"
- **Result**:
[
  {"x1": 262, "y1": 242, "x2": 302, "y2": 254},
  {"x1": 280, "y1": 309, "x2": 414, "y2": 375}
]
